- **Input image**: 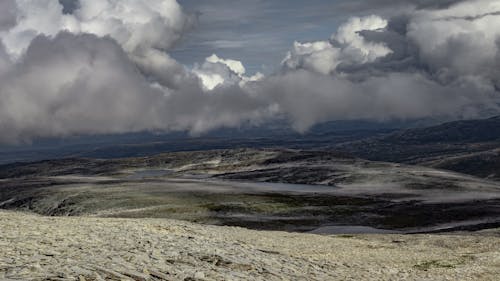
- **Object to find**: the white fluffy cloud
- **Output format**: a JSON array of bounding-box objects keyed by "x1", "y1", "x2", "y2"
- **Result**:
[
  {"x1": 206, "y1": 54, "x2": 246, "y2": 76},
  {"x1": 1, "y1": 0, "x2": 193, "y2": 57},
  {"x1": 0, "y1": 0, "x2": 275, "y2": 143},
  {"x1": 193, "y1": 54, "x2": 263, "y2": 90},
  {"x1": 282, "y1": 41, "x2": 340, "y2": 75},
  {"x1": 275, "y1": 1, "x2": 500, "y2": 129},
  {"x1": 1, "y1": 0, "x2": 75, "y2": 58},
  {"x1": 77, "y1": 0, "x2": 191, "y2": 52},
  {"x1": 0, "y1": 0, "x2": 198, "y2": 142},
  {"x1": 408, "y1": 0, "x2": 500, "y2": 84},
  {"x1": 282, "y1": 15, "x2": 392, "y2": 75},
  {"x1": 0, "y1": 0, "x2": 194, "y2": 91}
]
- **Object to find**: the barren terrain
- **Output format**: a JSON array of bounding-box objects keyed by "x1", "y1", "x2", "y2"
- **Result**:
[
  {"x1": 1, "y1": 210, "x2": 499, "y2": 281},
  {"x1": 1, "y1": 149, "x2": 500, "y2": 280}
]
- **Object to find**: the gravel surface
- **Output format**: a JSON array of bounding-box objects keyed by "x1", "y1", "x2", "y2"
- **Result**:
[{"x1": 1, "y1": 211, "x2": 499, "y2": 281}]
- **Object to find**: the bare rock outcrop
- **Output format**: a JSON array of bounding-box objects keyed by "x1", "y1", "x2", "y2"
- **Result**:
[{"x1": 1, "y1": 211, "x2": 499, "y2": 280}]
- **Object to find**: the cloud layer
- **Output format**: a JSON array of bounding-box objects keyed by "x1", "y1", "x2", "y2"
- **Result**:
[{"x1": 0, "y1": 0, "x2": 499, "y2": 143}]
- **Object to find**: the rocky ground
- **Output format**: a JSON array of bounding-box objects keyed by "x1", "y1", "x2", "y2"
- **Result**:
[{"x1": 1, "y1": 210, "x2": 499, "y2": 281}]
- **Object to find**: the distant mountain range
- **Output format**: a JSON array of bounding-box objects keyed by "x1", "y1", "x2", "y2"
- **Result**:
[
  {"x1": 338, "y1": 116, "x2": 500, "y2": 180},
  {"x1": 2, "y1": 116, "x2": 500, "y2": 181},
  {"x1": 383, "y1": 116, "x2": 500, "y2": 144},
  {"x1": 0, "y1": 119, "x2": 423, "y2": 165}
]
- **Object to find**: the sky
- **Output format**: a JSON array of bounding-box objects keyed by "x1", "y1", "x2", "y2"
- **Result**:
[
  {"x1": 173, "y1": 0, "x2": 350, "y2": 74},
  {"x1": 170, "y1": 0, "x2": 466, "y2": 74},
  {"x1": 0, "y1": 0, "x2": 499, "y2": 144}
]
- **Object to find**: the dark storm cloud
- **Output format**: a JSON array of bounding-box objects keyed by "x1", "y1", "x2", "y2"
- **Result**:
[
  {"x1": 0, "y1": 32, "x2": 165, "y2": 143},
  {"x1": 0, "y1": 32, "x2": 273, "y2": 143},
  {"x1": 260, "y1": 70, "x2": 498, "y2": 132}
]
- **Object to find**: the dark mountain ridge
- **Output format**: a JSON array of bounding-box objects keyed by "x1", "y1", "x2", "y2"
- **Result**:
[
  {"x1": 338, "y1": 115, "x2": 500, "y2": 180},
  {"x1": 383, "y1": 116, "x2": 500, "y2": 144}
]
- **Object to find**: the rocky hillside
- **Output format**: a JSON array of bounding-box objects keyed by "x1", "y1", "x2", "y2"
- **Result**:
[
  {"x1": 337, "y1": 116, "x2": 500, "y2": 180},
  {"x1": 384, "y1": 116, "x2": 500, "y2": 144},
  {"x1": 1, "y1": 211, "x2": 499, "y2": 281}
]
